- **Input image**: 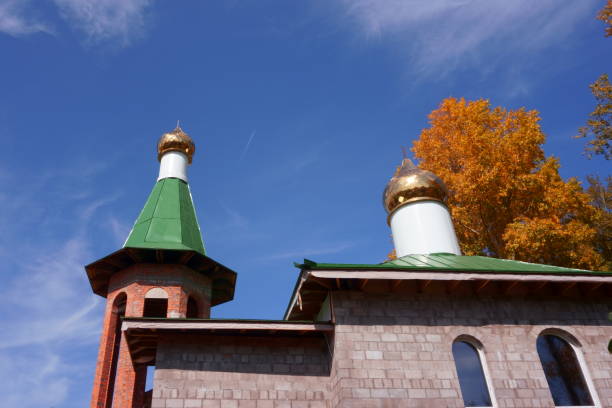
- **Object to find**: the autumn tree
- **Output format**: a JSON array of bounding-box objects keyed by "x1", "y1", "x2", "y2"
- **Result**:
[
  {"x1": 578, "y1": 74, "x2": 612, "y2": 159},
  {"x1": 412, "y1": 97, "x2": 605, "y2": 270},
  {"x1": 578, "y1": 1, "x2": 612, "y2": 158},
  {"x1": 598, "y1": 0, "x2": 612, "y2": 37},
  {"x1": 586, "y1": 175, "x2": 612, "y2": 270}
]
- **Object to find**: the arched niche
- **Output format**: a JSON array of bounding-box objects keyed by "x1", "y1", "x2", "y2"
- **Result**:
[{"x1": 143, "y1": 288, "x2": 168, "y2": 318}]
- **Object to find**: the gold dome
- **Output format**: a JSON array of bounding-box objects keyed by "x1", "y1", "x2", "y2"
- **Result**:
[
  {"x1": 383, "y1": 159, "x2": 448, "y2": 220},
  {"x1": 157, "y1": 125, "x2": 196, "y2": 164}
]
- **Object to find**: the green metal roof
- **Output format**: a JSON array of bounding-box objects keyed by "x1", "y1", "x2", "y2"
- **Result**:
[
  {"x1": 124, "y1": 178, "x2": 205, "y2": 254},
  {"x1": 296, "y1": 253, "x2": 609, "y2": 275}
]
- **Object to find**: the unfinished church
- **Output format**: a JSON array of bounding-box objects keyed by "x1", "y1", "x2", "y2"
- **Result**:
[{"x1": 86, "y1": 126, "x2": 612, "y2": 408}]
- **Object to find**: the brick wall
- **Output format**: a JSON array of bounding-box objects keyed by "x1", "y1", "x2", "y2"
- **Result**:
[
  {"x1": 331, "y1": 291, "x2": 612, "y2": 408},
  {"x1": 91, "y1": 263, "x2": 213, "y2": 408},
  {"x1": 108, "y1": 263, "x2": 212, "y2": 319},
  {"x1": 148, "y1": 291, "x2": 611, "y2": 408},
  {"x1": 152, "y1": 334, "x2": 331, "y2": 407}
]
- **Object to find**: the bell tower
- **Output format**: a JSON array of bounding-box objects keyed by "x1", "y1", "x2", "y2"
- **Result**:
[{"x1": 86, "y1": 125, "x2": 236, "y2": 408}]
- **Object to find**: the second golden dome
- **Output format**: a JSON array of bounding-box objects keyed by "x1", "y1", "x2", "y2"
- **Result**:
[
  {"x1": 383, "y1": 159, "x2": 448, "y2": 218},
  {"x1": 157, "y1": 125, "x2": 196, "y2": 164}
]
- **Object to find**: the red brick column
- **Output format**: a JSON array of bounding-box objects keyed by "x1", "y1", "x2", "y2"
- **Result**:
[
  {"x1": 165, "y1": 286, "x2": 184, "y2": 318},
  {"x1": 91, "y1": 264, "x2": 212, "y2": 408},
  {"x1": 90, "y1": 292, "x2": 125, "y2": 408},
  {"x1": 189, "y1": 291, "x2": 210, "y2": 318},
  {"x1": 111, "y1": 333, "x2": 138, "y2": 407}
]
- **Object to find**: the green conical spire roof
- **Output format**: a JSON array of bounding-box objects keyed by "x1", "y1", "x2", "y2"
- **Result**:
[
  {"x1": 86, "y1": 126, "x2": 236, "y2": 306},
  {"x1": 124, "y1": 177, "x2": 205, "y2": 254}
]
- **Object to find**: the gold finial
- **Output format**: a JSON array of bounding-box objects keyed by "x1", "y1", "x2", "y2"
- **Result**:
[
  {"x1": 383, "y1": 158, "x2": 448, "y2": 223},
  {"x1": 157, "y1": 124, "x2": 196, "y2": 163}
]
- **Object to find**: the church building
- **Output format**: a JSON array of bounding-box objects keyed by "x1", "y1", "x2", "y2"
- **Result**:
[{"x1": 86, "y1": 126, "x2": 612, "y2": 408}]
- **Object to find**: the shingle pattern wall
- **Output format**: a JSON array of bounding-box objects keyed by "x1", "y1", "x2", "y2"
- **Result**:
[
  {"x1": 153, "y1": 334, "x2": 331, "y2": 407},
  {"x1": 150, "y1": 291, "x2": 611, "y2": 408},
  {"x1": 331, "y1": 291, "x2": 612, "y2": 408}
]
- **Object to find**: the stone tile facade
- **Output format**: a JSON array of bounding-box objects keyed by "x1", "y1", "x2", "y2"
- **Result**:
[
  {"x1": 331, "y1": 291, "x2": 611, "y2": 408},
  {"x1": 153, "y1": 334, "x2": 331, "y2": 407},
  {"x1": 151, "y1": 291, "x2": 612, "y2": 408}
]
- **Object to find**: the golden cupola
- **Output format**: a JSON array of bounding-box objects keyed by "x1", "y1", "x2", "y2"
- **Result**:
[
  {"x1": 383, "y1": 158, "x2": 460, "y2": 257},
  {"x1": 383, "y1": 158, "x2": 448, "y2": 219},
  {"x1": 157, "y1": 125, "x2": 196, "y2": 164}
]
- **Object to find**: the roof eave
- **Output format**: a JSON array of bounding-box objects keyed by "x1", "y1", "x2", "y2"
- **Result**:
[
  {"x1": 85, "y1": 247, "x2": 236, "y2": 306},
  {"x1": 122, "y1": 317, "x2": 334, "y2": 365},
  {"x1": 284, "y1": 265, "x2": 612, "y2": 321}
]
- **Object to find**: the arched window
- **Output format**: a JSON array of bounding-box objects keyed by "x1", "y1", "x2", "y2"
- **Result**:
[
  {"x1": 452, "y1": 338, "x2": 494, "y2": 407},
  {"x1": 143, "y1": 288, "x2": 168, "y2": 318},
  {"x1": 186, "y1": 296, "x2": 199, "y2": 318},
  {"x1": 537, "y1": 333, "x2": 595, "y2": 406}
]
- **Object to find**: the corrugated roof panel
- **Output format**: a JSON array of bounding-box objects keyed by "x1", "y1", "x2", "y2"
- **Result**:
[
  {"x1": 448, "y1": 256, "x2": 498, "y2": 270},
  {"x1": 179, "y1": 182, "x2": 205, "y2": 254},
  {"x1": 395, "y1": 255, "x2": 432, "y2": 267},
  {"x1": 427, "y1": 254, "x2": 462, "y2": 268},
  {"x1": 417, "y1": 254, "x2": 456, "y2": 268},
  {"x1": 297, "y1": 253, "x2": 606, "y2": 275},
  {"x1": 153, "y1": 179, "x2": 179, "y2": 219},
  {"x1": 386, "y1": 258, "x2": 417, "y2": 268},
  {"x1": 136, "y1": 181, "x2": 163, "y2": 224}
]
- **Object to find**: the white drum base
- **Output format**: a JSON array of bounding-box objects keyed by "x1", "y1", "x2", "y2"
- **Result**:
[
  {"x1": 158, "y1": 151, "x2": 189, "y2": 182},
  {"x1": 390, "y1": 200, "x2": 461, "y2": 257}
]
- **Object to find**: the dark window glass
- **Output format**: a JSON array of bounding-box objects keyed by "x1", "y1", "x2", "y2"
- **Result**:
[
  {"x1": 452, "y1": 341, "x2": 492, "y2": 407},
  {"x1": 537, "y1": 334, "x2": 593, "y2": 406},
  {"x1": 143, "y1": 298, "x2": 167, "y2": 318}
]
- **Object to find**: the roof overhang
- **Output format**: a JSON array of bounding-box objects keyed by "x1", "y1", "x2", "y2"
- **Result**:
[
  {"x1": 284, "y1": 267, "x2": 612, "y2": 321},
  {"x1": 85, "y1": 247, "x2": 237, "y2": 306},
  {"x1": 122, "y1": 317, "x2": 334, "y2": 365}
]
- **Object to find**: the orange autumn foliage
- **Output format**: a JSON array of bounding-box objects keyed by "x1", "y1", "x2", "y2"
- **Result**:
[
  {"x1": 412, "y1": 98, "x2": 605, "y2": 270},
  {"x1": 598, "y1": 0, "x2": 612, "y2": 37}
]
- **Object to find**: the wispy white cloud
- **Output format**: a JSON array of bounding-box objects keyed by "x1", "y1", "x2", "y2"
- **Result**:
[
  {"x1": 240, "y1": 130, "x2": 257, "y2": 161},
  {"x1": 219, "y1": 201, "x2": 249, "y2": 229},
  {"x1": 293, "y1": 151, "x2": 320, "y2": 172},
  {"x1": 0, "y1": 232, "x2": 103, "y2": 407},
  {"x1": 0, "y1": 349, "x2": 70, "y2": 407},
  {"x1": 259, "y1": 242, "x2": 355, "y2": 261},
  {"x1": 335, "y1": 0, "x2": 597, "y2": 76},
  {"x1": 0, "y1": 210, "x2": 108, "y2": 350},
  {"x1": 109, "y1": 215, "x2": 130, "y2": 246},
  {"x1": 1, "y1": 0, "x2": 154, "y2": 47},
  {"x1": 0, "y1": 0, "x2": 51, "y2": 36},
  {"x1": 79, "y1": 194, "x2": 120, "y2": 221},
  {"x1": 0, "y1": 155, "x2": 117, "y2": 407},
  {"x1": 54, "y1": 0, "x2": 153, "y2": 46}
]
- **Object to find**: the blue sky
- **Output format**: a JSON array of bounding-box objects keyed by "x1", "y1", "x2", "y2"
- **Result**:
[{"x1": 0, "y1": 1, "x2": 610, "y2": 406}]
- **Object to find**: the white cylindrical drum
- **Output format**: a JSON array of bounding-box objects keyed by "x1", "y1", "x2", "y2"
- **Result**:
[
  {"x1": 390, "y1": 200, "x2": 461, "y2": 257},
  {"x1": 158, "y1": 151, "x2": 189, "y2": 182}
]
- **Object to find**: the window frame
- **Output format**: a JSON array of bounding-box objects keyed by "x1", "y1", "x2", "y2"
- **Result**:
[
  {"x1": 453, "y1": 335, "x2": 498, "y2": 408},
  {"x1": 537, "y1": 329, "x2": 601, "y2": 408}
]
